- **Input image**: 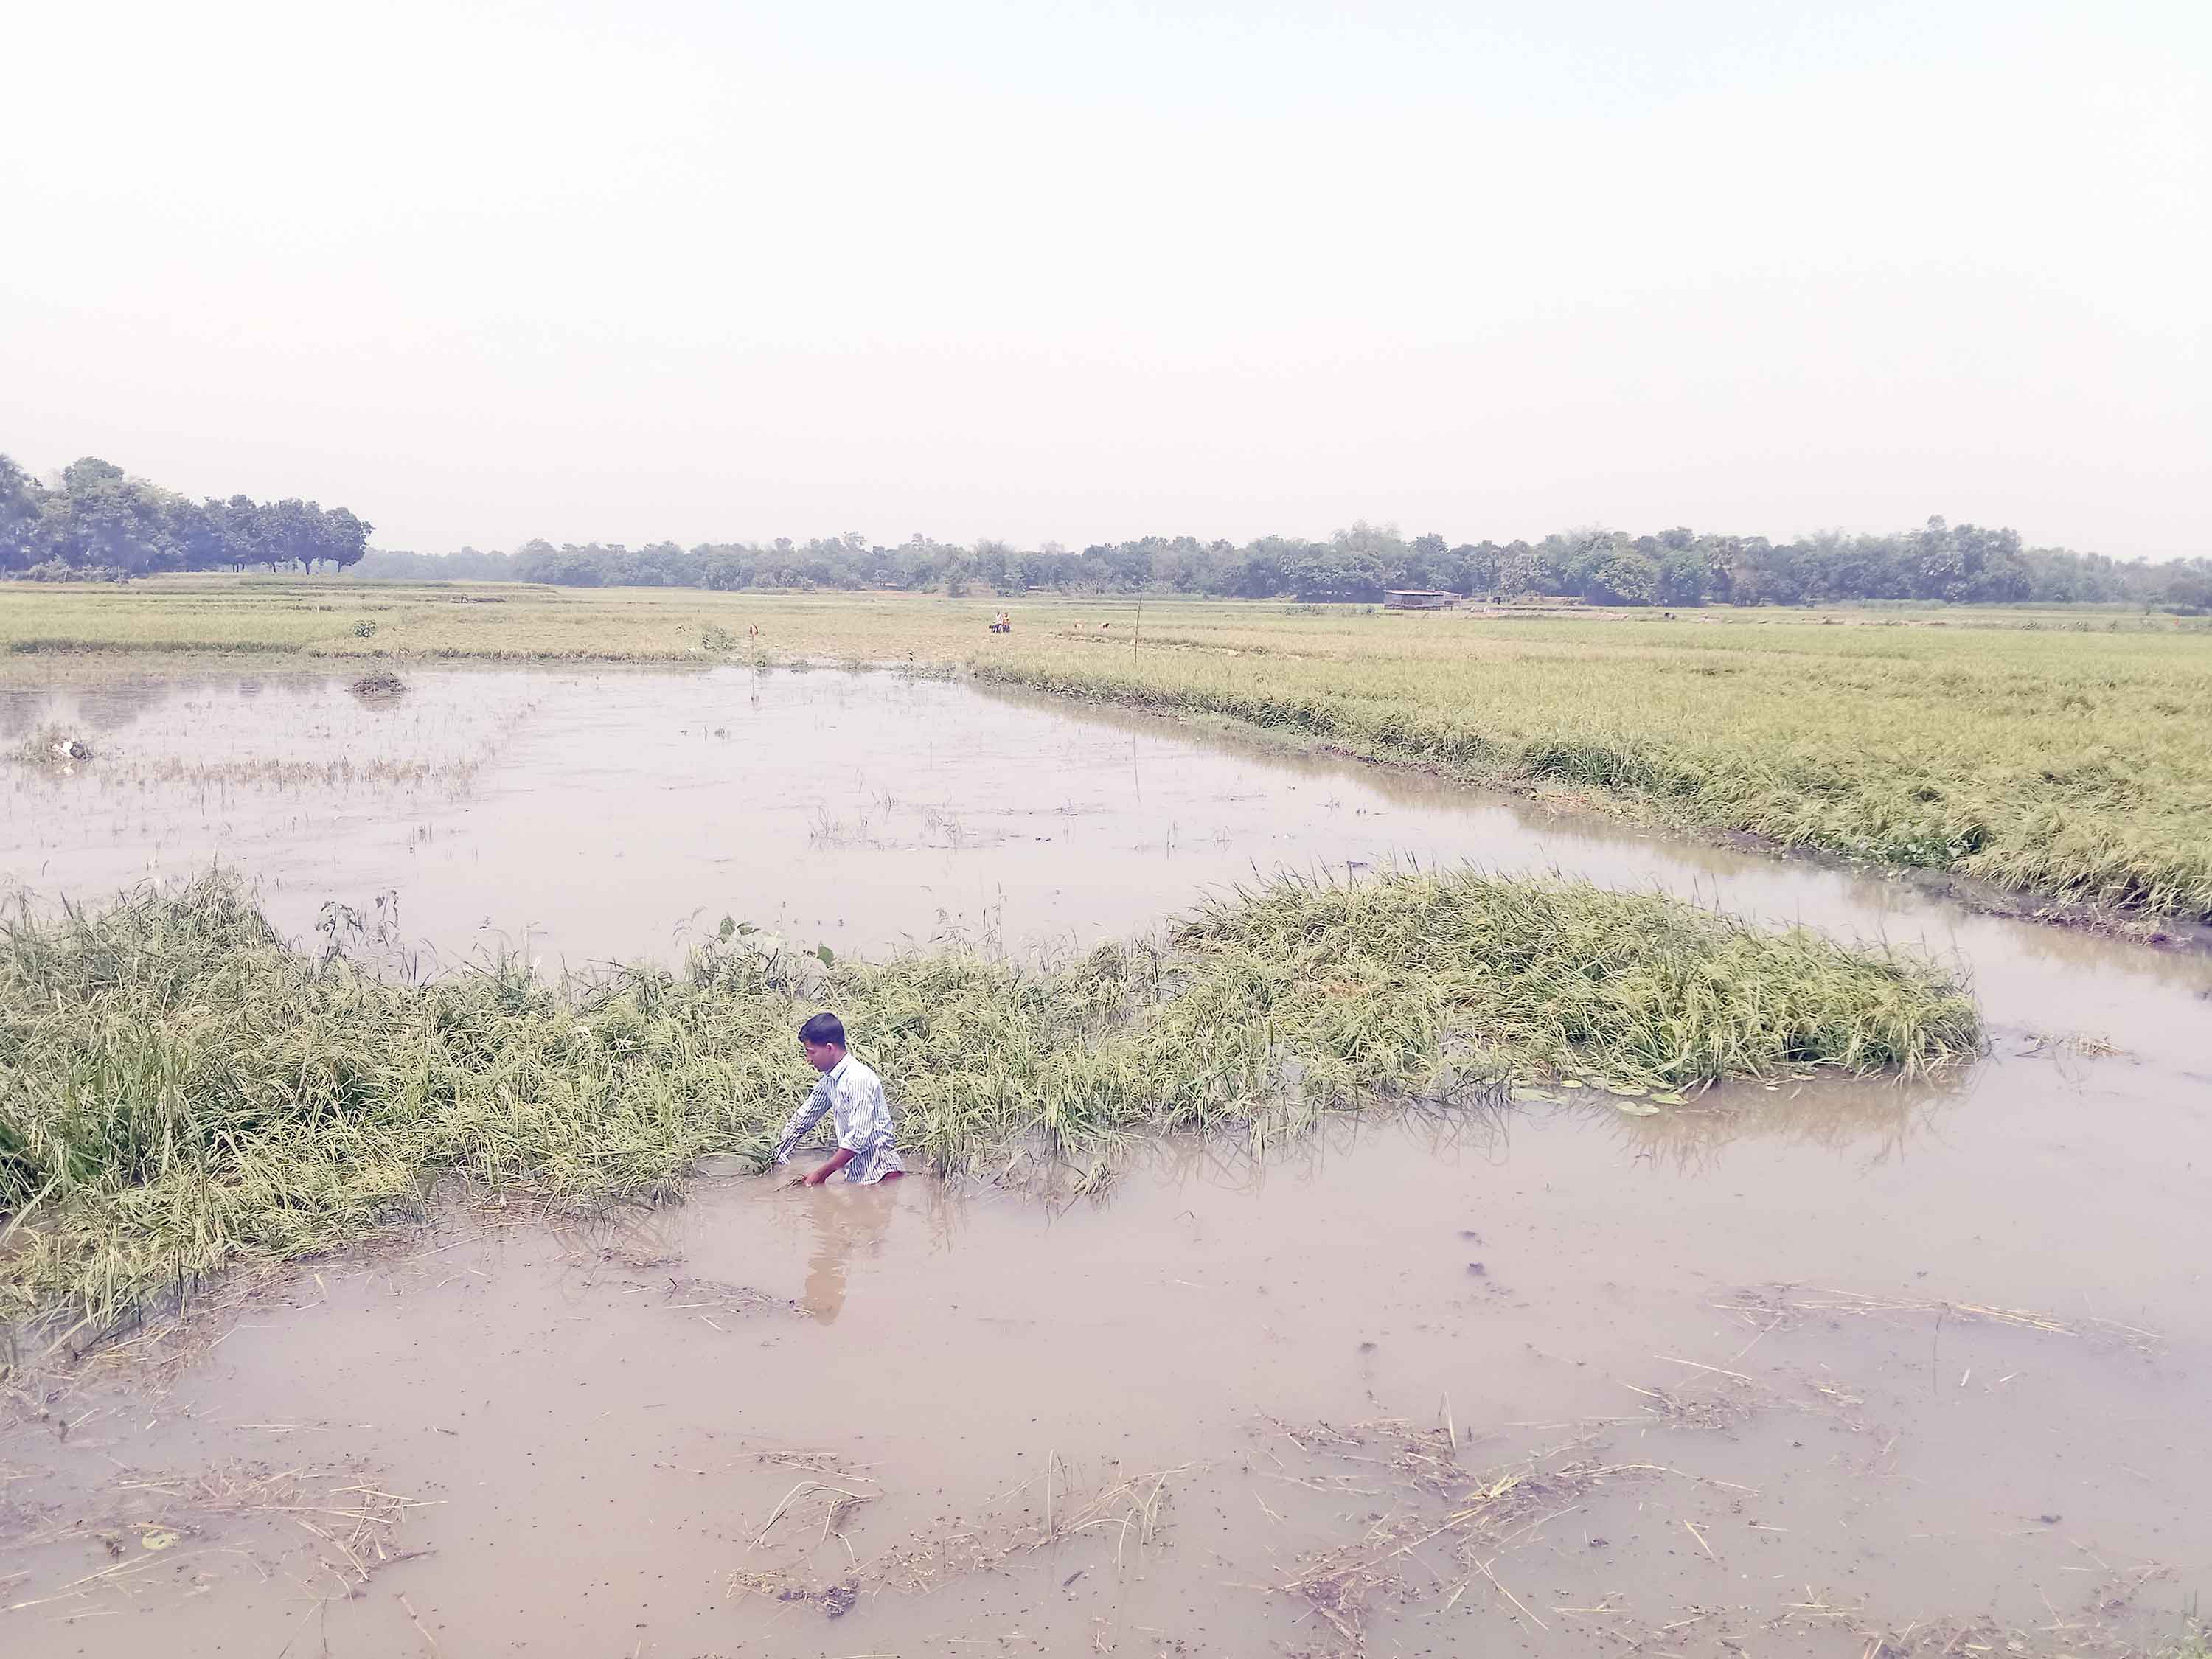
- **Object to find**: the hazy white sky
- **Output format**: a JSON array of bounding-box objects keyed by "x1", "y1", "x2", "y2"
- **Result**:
[{"x1": 2, "y1": 0, "x2": 2205, "y2": 557}]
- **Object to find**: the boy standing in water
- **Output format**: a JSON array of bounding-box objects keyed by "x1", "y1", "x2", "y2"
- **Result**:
[{"x1": 773, "y1": 1012, "x2": 906, "y2": 1186}]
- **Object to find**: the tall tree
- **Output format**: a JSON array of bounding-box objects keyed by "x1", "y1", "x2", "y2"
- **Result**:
[{"x1": 0, "y1": 455, "x2": 43, "y2": 571}]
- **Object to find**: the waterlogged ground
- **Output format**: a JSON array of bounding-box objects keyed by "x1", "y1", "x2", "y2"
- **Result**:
[{"x1": 4, "y1": 665, "x2": 2211, "y2": 1656}]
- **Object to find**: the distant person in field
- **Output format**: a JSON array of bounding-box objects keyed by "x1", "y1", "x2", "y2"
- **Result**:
[{"x1": 773, "y1": 1012, "x2": 906, "y2": 1186}]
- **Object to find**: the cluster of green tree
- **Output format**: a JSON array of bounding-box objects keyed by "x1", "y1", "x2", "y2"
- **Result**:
[
  {"x1": 358, "y1": 519, "x2": 2212, "y2": 611},
  {"x1": 7, "y1": 453, "x2": 2199, "y2": 608},
  {"x1": 0, "y1": 455, "x2": 372, "y2": 577}
]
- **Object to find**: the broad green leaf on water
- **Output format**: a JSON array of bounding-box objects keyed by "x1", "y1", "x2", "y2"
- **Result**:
[
  {"x1": 139, "y1": 1526, "x2": 181, "y2": 1551},
  {"x1": 717, "y1": 916, "x2": 736, "y2": 941},
  {"x1": 1610, "y1": 1098, "x2": 1663, "y2": 1117},
  {"x1": 1558, "y1": 1077, "x2": 1587, "y2": 1089},
  {"x1": 1648, "y1": 1092, "x2": 1688, "y2": 1105},
  {"x1": 1510, "y1": 1087, "x2": 1563, "y2": 1104},
  {"x1": 815, "y1": 945, "x2": 836, "y2": 966},
  {"x1": 1599, "y1": 1082, "x2": 1648, "y2": 1096}
]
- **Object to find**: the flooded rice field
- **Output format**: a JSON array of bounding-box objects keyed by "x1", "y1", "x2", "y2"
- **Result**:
[{"x1": 4, "y1": 665, "x2": 2210, "y2": 1657}]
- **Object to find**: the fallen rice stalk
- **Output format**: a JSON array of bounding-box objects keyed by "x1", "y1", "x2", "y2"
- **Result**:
[
  {"x1": 1721, "y1": 1285, "x2": 2163, "y2": 1351},
  {"x1": 0, "y1": 869, "x2": 1980, "y2": 1335}
]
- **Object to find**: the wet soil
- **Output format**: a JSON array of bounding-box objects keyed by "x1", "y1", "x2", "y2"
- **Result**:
[{"x1": 4, "y1": 665, "x2": 2210, "y2": 1655}]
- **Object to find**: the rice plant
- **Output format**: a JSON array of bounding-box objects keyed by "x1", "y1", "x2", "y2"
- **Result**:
[
  {"x1": 970, "y1": 611, "x2": 2212, "y2": 923},
  {"x1": 0, "y1": 869, "x2": 1978, "y2": 1335}
]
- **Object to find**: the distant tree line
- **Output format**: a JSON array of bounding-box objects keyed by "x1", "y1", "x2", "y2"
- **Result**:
[
  {"x1": 6, "y1": 453, "x2": 2203, "y2": 609},
  {"x1": 0, "y1": 455, "x2": 372, "y2": 578},
  {"x1": 358, "y1": 520, "x2": 2212, "y2": 611}
]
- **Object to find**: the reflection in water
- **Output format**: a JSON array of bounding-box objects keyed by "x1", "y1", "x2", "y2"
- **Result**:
[
  {"x1": 73, "y1": 675, "x2": 175, "y2": 733},
  {"x1": 0, "y1": 687, "x2": 38, "y2": 741},
  {"x1": 1105, "y1": 1072, "x2": 1968, "y2": 1202},
  {"x1": 497, "y1": 1077, "x2": 1967, "y2": 1315},
  {"x1": 1607, "y1": 1074, "x2": 1961, "y2": 1175},
  {"x1": 0, "y1": 672, "x2": 178, "y2": 740},
  {"x1": 797, "y1": 1183, "x2": 900, "y2": 1323}
]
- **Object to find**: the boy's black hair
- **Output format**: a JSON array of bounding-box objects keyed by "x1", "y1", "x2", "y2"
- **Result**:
[{"x1": 799, "y1": 1012, "x2": 846, "y2": 1048}]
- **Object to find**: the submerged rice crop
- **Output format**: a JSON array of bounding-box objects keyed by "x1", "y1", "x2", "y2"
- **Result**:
[{"x1": 0, "y1": 870, "x2": 1978, "y2": 1334}]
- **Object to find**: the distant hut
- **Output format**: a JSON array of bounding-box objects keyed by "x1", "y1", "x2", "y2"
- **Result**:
[{"x1": 1383, "y1": 589, "x2": 1463, "y2": 611}]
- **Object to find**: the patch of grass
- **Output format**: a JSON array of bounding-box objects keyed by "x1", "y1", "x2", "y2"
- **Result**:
[
  {"x1": 7, "y1": 636, "x2": 300, "y2": 655},
  {"x1": 0, "y1": 577, "x2": 1008, "y2": 667},
  {"x1": 13, "y1": 724, "x2": 93, "y2": 766},
  {"x1": 0, "y1": 869, "x2": 1977, "y2": 1335}
]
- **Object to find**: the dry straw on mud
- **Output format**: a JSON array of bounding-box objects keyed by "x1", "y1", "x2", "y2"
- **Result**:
[
  {"x1": 728, "y1": 1453, "x2": 1192, "y2": 1615},
  {"x1": 1721, "y1": 1283, "x2": 2163, "y2": 1352},
  {"x1": 0, "y1": 867, "x2": 1978, "y2": 1338},
  {"x1": 1259, "y1": 1405, "x2": 2198, "y2": 1659},
  {"x1": 1278, "y1": 1430, "x2": 1670, "y2": 1644},
  {"x1": 0, "y1": 1456, "x2": 428, "y2": 1615}
]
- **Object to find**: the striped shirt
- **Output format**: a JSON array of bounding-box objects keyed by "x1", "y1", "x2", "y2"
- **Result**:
[{"x1": 773, "y1": 1055, "x2": 905, "y2": 1184}]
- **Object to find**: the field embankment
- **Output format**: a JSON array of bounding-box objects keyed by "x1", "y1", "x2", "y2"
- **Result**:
[
  {"x1": 0, "y1": 577, "x2": 995, "y2": 668},
  {"x1": 975, "y1": 612, "x2": 2212, "y2": 925},
  {"x1": 0, "y1": 869, "x2": 1975, "y2": 1330}
]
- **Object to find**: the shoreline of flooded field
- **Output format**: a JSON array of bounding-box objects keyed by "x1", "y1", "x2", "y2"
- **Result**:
[{"x1": 4, "y1": 663, "x2": 2209, "y2": 1658}]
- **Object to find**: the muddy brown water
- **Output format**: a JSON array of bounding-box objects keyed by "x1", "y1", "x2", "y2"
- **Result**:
[{"x1": 4, "y1": 666, "x2": 2210, "y2": 1657}]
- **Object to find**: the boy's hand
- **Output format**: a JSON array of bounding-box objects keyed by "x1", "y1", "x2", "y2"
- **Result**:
[{"x1": 801, "y1": 1148, "x2": 855, "y2": 1188}]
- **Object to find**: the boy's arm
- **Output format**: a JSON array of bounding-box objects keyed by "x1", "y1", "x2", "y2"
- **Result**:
[
  {"x1": 802, "y1": 1147, "x2": 856, "y2": 1186},
  {"x1": 771, "y1": 1078, "x2": 833, "y2": 1166}
]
